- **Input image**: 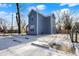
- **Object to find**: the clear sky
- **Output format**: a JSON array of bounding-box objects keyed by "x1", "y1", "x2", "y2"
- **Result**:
[{"x1": 0, "y1": 3, "x2": 79, "y2": 28}]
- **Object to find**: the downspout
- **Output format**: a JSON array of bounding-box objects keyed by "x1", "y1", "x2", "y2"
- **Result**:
[
  {"x1": 36, "y1": 8, "x2": 38, "y2": 35},
  {"x1": 50, "y1": 12, "x2": 52, "y2": 34}
]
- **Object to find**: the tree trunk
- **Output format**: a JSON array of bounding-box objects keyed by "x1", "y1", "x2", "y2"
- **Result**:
[{"x1": 16, "y1": 3, "x2": 21, "y2": 34}]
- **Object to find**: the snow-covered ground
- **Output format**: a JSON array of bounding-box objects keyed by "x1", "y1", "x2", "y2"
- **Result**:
[{"x1": 0, "y1": 34, "x2": 76, "y2": 56}]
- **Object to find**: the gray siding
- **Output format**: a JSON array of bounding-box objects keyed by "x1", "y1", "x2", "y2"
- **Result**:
[
  {"x1": 51, "y1": 14, "x2": 56, "y2": 34},
  {"x1": 38, "y1": 14, "x2": 51, "y2": 34},
  {"x1": 45, "y1": 16, "x2": 51, "y2": 34},
  {"x1": 28, "y1": 10, "x2": 37, "y2": 35},
  {"x1": 28, "y1": 9, "x2": 56, "y2": 35},
  {"x1": 38, "y1": 14, "x2": 45, "y2": 34}
]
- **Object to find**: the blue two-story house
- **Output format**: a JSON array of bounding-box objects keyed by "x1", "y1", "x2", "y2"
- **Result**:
[{"x1": 28, "y1": 9, "x2": 56, "y2": 35}]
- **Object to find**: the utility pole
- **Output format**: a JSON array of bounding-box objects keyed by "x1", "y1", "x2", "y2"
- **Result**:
[{"x1": 16, "y1": 3, "x2": 21, "y2": 34}]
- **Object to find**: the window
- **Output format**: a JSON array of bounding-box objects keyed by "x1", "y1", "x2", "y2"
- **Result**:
[
  {"x1": 31, "y1": 15, "x2": 34, "y2": 21},
  {"x1": 30, "y1": 25, "x2": 34, "y2": 32},
  {"x1": 31, "y1": 17, "x2": 33, "y2": 21},
  {"x1": 30, "y1": 29, "x2": 34, "y2": 32},
  {"x1": 30, "y1": 25, "x2": 34, "y2": 29}
]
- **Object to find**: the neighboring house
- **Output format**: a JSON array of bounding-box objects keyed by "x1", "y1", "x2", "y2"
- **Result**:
[
  {"x1": 0, "y1": 25, "x2": 7, "y2": 33},
  {"x1": 28, "y1": 9, "x2": 56, "y2": 35}
]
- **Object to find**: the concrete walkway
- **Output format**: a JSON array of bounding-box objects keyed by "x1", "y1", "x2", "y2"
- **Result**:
[{"x1": 0, "y1": 34, "x2": 75, "y2": 56}]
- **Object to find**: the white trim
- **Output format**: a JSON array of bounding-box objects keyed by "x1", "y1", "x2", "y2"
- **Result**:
[
  {"x1": 36, "y1": 9, "x2": 38, "y2": 35},
  {"x1": 50, "y1": 13, "x2": 52, "y2": 34}
]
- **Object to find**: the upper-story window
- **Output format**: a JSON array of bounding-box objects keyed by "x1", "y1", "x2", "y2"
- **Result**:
[
  {"x1": 31, "y1": 17, "x2": 33, "y2": 21},
  {"x1": 31, "y1": 15, "x2": 34, "y2": 21}
]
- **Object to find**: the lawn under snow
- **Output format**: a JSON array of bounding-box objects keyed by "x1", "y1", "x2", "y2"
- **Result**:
[{"x1": 0, "y1": 34, "x2": 77, "y2": 56}]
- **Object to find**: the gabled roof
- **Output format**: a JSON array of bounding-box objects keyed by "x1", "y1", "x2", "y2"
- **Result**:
[
  {"x1": 28, "y1": 9, "x2": 56, "y2": 19},
  {"x1": 28, "y1": 9, "x2": 47, "y2": 17},
  {"x1": 28, "y1": 9, "x2": 37, "y2": 16}
]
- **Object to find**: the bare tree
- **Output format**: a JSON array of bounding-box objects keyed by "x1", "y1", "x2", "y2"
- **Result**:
[
  {"x1": 20, "y1": 14, "x2": 26, "y2": 33},
  {"x1": 16, "y1": 3, "x2": 27, "y2": 34},
  {"x1": 55, "y1": 9, "x2": 78, "y2": 34},
  {"x1": 62, "y1": 15, "x2": 73, "y2": 33},
  {"x1": 0, "y1": 18, "x2": 7, "y2": 33}
]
